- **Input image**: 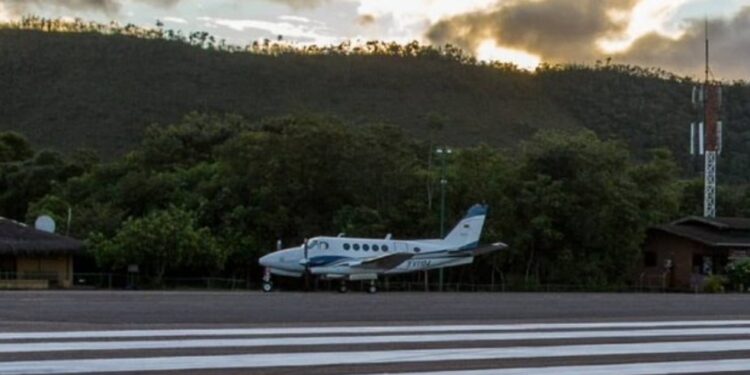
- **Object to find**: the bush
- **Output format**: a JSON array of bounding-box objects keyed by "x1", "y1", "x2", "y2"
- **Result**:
[
  {"x1": 87, "y1": 206, "x2": 225, "y2": 285},
  {"x1": 702, "y1": 275, "x2": 727, "y2": 293},
  {"x1": 727, "y1": 258, "x2": 750, "y2": 292}
]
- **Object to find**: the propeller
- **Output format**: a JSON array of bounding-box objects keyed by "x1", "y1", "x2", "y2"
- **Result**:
[
  {"x1": 302, "y1": 238, "x2": 311, "y2": 291},
  {"x1": 303, "y1": 238, "x2": 309, "y2": 263},
  {"x1": 298, "y1": 238, "x2": 310, "y2": 268}
]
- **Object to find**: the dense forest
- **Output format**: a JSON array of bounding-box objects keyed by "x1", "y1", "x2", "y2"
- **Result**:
[
  {"x1": 1, "y1": 18, "x2": 750, "y2": 288},
  {"x1": 2, "y1": 18, "x2": 749, "y2": 182},
  {"x1": 1, "y1": 114, "x2": 748, "y2": 288}
]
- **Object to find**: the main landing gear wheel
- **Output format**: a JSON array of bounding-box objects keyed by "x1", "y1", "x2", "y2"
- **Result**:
[
  {"x1": 262, "y1": 282, "x2": 273, "y2": 293},
  {"x1": 367, "y1": 281, "x2": 377, "y2": 294},
  {"x1": 338, "y1": 282, "x2": 348, "y2": 294}
]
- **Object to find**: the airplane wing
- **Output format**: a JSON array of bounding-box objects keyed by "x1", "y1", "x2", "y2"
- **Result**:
[
  {"x1": 348, "y1": 252, "x2": 414, "y2": 270},
  {"x1": 448, "y1": 242, "x2": 508, "y2": 257}
]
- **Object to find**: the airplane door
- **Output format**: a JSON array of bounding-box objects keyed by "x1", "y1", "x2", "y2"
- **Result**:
[{"x1": 394, "y1": 242, "x2": 409, "y2": 253}]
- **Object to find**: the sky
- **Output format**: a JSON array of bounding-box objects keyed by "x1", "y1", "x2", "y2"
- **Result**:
[{"x1": 1, "y1": 0, "x2": 749, "y2": 79}]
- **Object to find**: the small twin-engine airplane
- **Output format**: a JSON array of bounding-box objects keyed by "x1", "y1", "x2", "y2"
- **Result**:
[{"x1": 258, "y1": 204, "x2": 507, "y2": 293}]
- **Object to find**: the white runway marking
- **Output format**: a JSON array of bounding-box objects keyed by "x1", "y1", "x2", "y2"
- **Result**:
[
  {"x1": 4, "y1": 327, "x2": 750, "y2": 353},
  {"x1": 374, "y1": 359, "x2": 750, "y2": 375},
  {"x1": 2, "y1": 320, "x2": 750, "y2": 340},
  {"x1": 3, "y1": 339, "x2": 750, "y2": 374}
]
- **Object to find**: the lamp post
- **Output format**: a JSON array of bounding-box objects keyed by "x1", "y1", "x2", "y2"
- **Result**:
[{"x1": 436, "y1": 147, "x2": 452, "y2": 292}]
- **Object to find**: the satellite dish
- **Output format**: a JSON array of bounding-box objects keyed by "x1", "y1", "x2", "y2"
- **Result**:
[{"x1": 35, "y1": 215, "x2": 56, "y2": 233}]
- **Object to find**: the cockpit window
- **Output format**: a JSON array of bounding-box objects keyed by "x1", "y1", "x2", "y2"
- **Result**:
[
  {"x1": 307, "y1": 240, "x2": 318, "y2": 249},
  {"x1": 320, "y1": 241, "x2": 329, "y2": 250}
]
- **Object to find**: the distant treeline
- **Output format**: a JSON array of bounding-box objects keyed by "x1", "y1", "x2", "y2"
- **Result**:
[
  {"x1": 2, "y1": 16, "x2": 482, "y2": 63},
  {"x1": 2, "y1": 18, "x2": 749, "y2": 184},
  {"x1": 0, "y1": 114, "x2": 747, "y2": 287},
  {"x1": 1, "y1": 16, "x2": 700, "y2": 77}
]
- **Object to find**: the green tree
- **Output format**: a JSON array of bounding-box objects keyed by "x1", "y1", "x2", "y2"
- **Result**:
[
  {"x1": 333, "y1": 205, "x2": 386, "y2": 237},
  {"x1": 0, "y1": 150, "x2": 86, "y2": 220},
  {"x1": 0, "y1": 132, "x2": 33, "y2": 162},
  {"x1": 88, "y1": 206, "x2": 225, "y2": 285},
  {"x1": 727, "y1": 258, "x2": 750, "y2": 291},
  {"x1": 26, "y1": 195, "x2": 72, "y2": 233},
  {"x1": 507, "y1": 130, "x2": 679, "y2": 286}
]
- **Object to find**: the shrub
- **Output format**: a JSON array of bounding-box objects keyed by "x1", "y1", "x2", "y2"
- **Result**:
[
  {"x1": 727, "y1": 258, "x2": 750, "y2": 292},
  {"x1": 702, "y1": 275, "x2": 727, "y2": 293}
]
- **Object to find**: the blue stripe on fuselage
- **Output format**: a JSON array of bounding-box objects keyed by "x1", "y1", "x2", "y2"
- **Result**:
[{"x1": 307, "y1": 255, "x2": 353, "y2": 267}]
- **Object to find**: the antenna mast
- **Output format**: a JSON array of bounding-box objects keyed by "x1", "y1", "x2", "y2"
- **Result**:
[{"x1": 690, "y1": 18, "x2": 722, "y2": 218}]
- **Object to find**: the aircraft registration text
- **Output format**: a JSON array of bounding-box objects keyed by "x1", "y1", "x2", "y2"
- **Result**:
[{"x1": 406, "y1": 260, "x2": 432, "y2": 268}]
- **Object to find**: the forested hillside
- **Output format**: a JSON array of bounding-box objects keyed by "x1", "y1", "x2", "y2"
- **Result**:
[
  {"x1": 2, "y1": 21, "x2": 750, "y2": 182},
  {"x1": 1, "y1": 19, "x2": 749, "y2": 287}
]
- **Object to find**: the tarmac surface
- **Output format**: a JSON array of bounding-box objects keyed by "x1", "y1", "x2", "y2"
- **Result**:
[
  {"x1": 2, "y1": 291, "x2": 750, "y2": 374},
  {"x1": 3, "y1": 291, "x2": 750, "y2": 328}
]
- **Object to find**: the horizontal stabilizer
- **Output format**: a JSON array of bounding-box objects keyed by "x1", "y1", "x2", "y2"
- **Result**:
[
  {"x1": 348, "y1": 253, "x2": 414, "y2": 270},
  {"x1": 449, "y1": 242, "x2": 508, "y2": 257}
]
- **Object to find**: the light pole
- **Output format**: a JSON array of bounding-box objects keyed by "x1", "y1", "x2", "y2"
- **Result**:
[{"x1": 436, "y1": 147, "x2": 452, "y2": 292}]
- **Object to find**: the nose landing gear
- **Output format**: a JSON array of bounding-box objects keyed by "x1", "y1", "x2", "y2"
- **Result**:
[{"x1": 262, "y1": 268, "x2": 273, "y2": 293}]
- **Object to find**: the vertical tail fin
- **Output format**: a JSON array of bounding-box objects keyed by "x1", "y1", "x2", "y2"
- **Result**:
[{"x1": 443, "y1": 204, "x2": 487, "y2": 249}]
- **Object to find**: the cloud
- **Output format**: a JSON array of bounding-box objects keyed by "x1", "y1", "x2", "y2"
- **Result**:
[
  {"x1": 278, "y1": 15, "x2": 312, "y2": 23},
  {"x1": 614, "y1": 8, "x2": 750, "y2": 79},
  {"x1": 268, "y1": 0, "x2": 331, "y2": 10},
  {"x1": 2, "y1": 0, "x2": 122, "y2": 16},
  {"x1": 198, "y1": 16, "x2": 336, "y2": 44},
  {"x1": 356, "y1": 0, "x2": 498, "y2": 38},
  {"x1": 0, "y1": 0, "x2": 181, "y2": 18},
  {"x1": 0, "y1": 3, "x2": 10, "y2": 22},
  {"x1": 426, "y1": 0, "x2": 750, "y2": 79},
  {"x1": 162, "y1": 16, "x2": 187, "y2": 24},
  {"x1": 427, "y1": 0, "x2": 638, "y2": 63},
  {"x1": 357, "y1": 13, "x2": 375, "y2": 26},
  {"x1": 597, "y1": 0, "x2": 690, "y2": 53}
]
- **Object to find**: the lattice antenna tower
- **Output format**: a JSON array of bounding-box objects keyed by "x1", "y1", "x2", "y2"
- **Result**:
[{"x1": 689, "y1": 19, "x2": 723, "y2": 218}]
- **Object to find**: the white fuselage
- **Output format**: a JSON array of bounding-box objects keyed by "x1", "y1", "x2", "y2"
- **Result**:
[
  {"x1": 259, "y1": 204, "x2": 494, "y2": 282},
  {"x1": 259, "y1": 236, "x2": 474, "y2": 279}
]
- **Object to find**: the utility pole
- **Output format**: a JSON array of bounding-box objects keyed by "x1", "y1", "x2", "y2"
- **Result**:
[{"x1": 436, "y1": 146, "x2": 452, "y2": 291}]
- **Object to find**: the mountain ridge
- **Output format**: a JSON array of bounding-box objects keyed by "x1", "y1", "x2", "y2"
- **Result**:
[{"x1": 2, "y1": 28, "x2": 749, "y2": 181}]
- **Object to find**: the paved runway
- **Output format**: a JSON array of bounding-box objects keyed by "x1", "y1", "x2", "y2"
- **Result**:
[
  {"x1": 3, "y1": 291, "x2": 750, "y2": 327},
  {"x1": 3, "y1": 291, "x2": 750, "y2": 374},
  {"x1": 5, "y1": 320, "x2": 750, "y2": 374}
]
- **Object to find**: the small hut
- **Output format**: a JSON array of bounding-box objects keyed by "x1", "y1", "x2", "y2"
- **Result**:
[
  {"x1": 641, "y1": 216, "x2": 750, "y2": 290},
  {"x1": 0, "y1": 218, "x2": 83, "y2": 289}
]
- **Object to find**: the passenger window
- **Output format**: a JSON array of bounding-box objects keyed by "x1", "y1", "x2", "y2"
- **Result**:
[
  {"x1": 382, "y1": 245, "x2": 388, "y2": 252},
  {"x1": 414, "y1": 247, "x2": 421, "y2": 253},
  {"x1": 320, "y1": 242, "x2": 329, "y2": 251},
  {"x1": 373, "y1": 245, "x2": 379, "y2": 251},
  {"x1": 343, "y1": 243, "x2": 350, "y2": 251},
  {"x1": 363, "y1": 244, "x2": 370, "y2": 251},
  {"x1": 353, "y1": 244, "x2": 360, "y2": 251}
]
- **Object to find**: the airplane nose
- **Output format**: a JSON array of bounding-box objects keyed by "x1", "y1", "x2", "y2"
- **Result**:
[{"x1": 259, "y1": 253, "x2": 272, "y2": 267}]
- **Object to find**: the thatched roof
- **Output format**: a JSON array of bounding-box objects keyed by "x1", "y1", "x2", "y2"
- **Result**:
[{"x1": 0, "y1": 218, "x2": 83, "y2": 255}]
